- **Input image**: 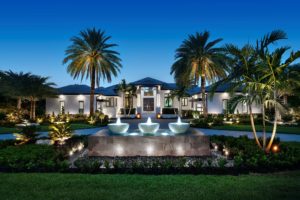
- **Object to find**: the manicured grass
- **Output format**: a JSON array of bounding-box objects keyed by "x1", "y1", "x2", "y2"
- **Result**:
[
  {"x1": 0, "y1": 171, "x2": 299, "y2": 200},
  {"x1": 0, "y1": 123, "x2": 99, "y2": 134},
  {"x1": 212, "y1": 124, "x2": 300, "y2": 134}
]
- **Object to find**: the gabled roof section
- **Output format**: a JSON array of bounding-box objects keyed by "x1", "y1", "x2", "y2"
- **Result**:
[
  {"x1": 161, "y1": 83, "x2": 178, "y2": 90},
  {"x1": 95, "y1": 85, "x2": 118, "y2": 96},
  {"x1": 205, "y1": 82, "x2": 243, "y2": 93},
  {"x1": 131, "y1": 77, "x2": 166, "y2": 86},
  {"x1": 58, "y1": 84, "x2": 91, "y2": 94}
]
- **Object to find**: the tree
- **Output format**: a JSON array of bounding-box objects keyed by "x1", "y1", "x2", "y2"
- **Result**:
[
  {"x1": 63, "y1": 28, "x2": 122, "y2": 116},
  {"x1": 171, "y1": 31, "x2": 227, "y2": 117},
  {"x1": 117, "y1": 79, "x2": 137, "y2": 116},
  {"x1": 23, "y1": 75, "x2": 56, "y2": 120},
  {"x1": 222, "y1": 30, "x2": 300, "y2": 151},
  {"x1": 0, "y1": 70, "x2": 33, "y2": 110}
]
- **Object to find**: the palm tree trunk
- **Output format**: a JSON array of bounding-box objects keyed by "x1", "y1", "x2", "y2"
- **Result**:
[
  {"x1": 201, "y1": 71, "x2": 207, "y2": 117},
  {"x1": 262, "y1": 101, "x2": 266, "y2": 150},
  {"x1": 90, "y1": 69, "x2": 96, "y2": 116},
  {"x1": 30, "y1": 97, "x2": 33, "y2": 120},
  {"x1": 33, "y1": 100, "x2": 36, "y2": 120},
  {"x1": 249, "y1": 103, "x2": 262, "y2": 148},
  {"x1": 267, "y1": 90, "x2": 278, "y2": 151},
  {"x1": 17, "y1": 97, "x2": 22, "y2": 110}
]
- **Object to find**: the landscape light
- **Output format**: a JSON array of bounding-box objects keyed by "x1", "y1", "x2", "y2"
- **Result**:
[{"x1": 272, "y1": 145, "x2": 279, "y2": 153}]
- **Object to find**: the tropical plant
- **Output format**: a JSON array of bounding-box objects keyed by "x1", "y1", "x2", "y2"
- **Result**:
[
  {"x1": 0, "y1": 71, "x2": 33, "y2": 110},
  {"x1": 25, "y1": 75, "x2": 56, "y2": 120},
  {"x1": 221, "y1": 30, "x2": 300, "y2": 151},
  {"x1": 171, "y1": 31, "x2": 227, "y2": 117},
  {"x1": 14, "y1": 126, "x2": 40, "y2": 145},
  {"x1": 169, "y1": 84, "x2": 190, "y2": 117},
  {"x1": 63, "y1": 28, "x2": 122, "y2": 116},
  {"x1": 117, "y1": 79, "x2": 137, "y2": 116},
  {"x1": 49, "y1": 122, "x2": 73, "y2": 145}
]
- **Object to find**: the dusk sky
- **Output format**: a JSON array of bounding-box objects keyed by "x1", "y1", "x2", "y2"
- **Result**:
[{"x1": 0, "y1": 0, "x2": 299, "y2": 87}]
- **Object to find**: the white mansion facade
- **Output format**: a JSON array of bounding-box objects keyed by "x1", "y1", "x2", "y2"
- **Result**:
[{"x1": 46, "y1": 77, "x2": 261, "y2": 118}]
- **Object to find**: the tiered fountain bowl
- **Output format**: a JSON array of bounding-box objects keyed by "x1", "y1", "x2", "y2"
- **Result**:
[
  {"x1": 168, "y1": 117, "x2": 190, "y2": 134},
  {"x1": 108, "y1": 118, "x2": 129, "y2": 134},
  {"x1": 138, "y1": 117, "x2": 160, "y2": 134}
]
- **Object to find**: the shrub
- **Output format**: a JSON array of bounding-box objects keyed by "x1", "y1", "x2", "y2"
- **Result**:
[
  {"x1": 49, "y1": 122, "x2": 73, "y2": 145},
  {"x1": 120, "y1": 108, "x2": 136, "y2": 115},
  {"x1": 74, "y1": 158, "x2": 102, "y2": 173},
  {"x1": 162, "y1": 108, "x2": 178, "y2": 115},
  {"x1": 282, "y1": 114, "x2": 293, "y2": 122},
  {"x1": 0, "y1": 144, "x2": 68, "y2": 172},
  {"x1": 14, "y1": 126, "x2": 40, "y2": 145},
  {"x1": 190, "y1": 118, "x2": 212, "y2": 128}
]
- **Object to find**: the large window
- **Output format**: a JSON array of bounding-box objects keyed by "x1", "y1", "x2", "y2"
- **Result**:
[
  {"x1": 143, "y1": 87, "x2": 155, "y2": 96},
  {"x1": 164, "y1": 93, "x2": 173, "y2": 107},
  {"x1": 242, "y1": 102, "x2": 248, "y2": 113},
  {"x1": 106, "y1": 97, "x2": 115, "y2": 107},
  {"x1": 181, "y1": 98, "x2": 188, "y2": 106},
  {"x1": 125, "y1": 95, "x2": 132, "y2": 108},
  {"x1": 222, "y1": 99, "x2": 228, "y2": 114},
  {"x1": 143, "y1": 98, "x2": 154, "y2": 111},
  {"x1": 79, "y1": 101, "x2": 84, "y2": 114},
  {"x1": 59, "y1": 101, "x2": 65, "y2": 114}
]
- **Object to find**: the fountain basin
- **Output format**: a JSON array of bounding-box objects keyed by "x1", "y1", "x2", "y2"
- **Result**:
[
  {"x1": 138, "y1": 123, "x2": 159, "y2": 134},
  {"x1": 168, "y1": 123, "x2": 190, "y2": 134},
  {"x1": 108, "y1": 123, "x2": 129, "y2": 134}
]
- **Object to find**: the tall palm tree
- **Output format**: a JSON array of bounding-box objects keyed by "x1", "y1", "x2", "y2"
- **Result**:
[
  {"x1": 171, "y1": 31, "x2": 227, "y2": 117},
  {"x1": 63, "y1": 28, "x2": 122, "y2": 116},
  {"x1": 222, "y1": 30, "x2": 300, "y2": 151},
  {"x1": 259, "y1": 48, "x2": 300, "y2": 151}
]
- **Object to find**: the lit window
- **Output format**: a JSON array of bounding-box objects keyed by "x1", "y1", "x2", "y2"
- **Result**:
[
  {"x1": 222, "y1": 99, "x2": 228, "y2": 114},
  {"x1": 164, "y1": 93, "x2": 173, "y2": 107},
  {"x1": 106, "y1": 98, "x2": 114, "y2": 107},
  {"x1": 59, "y1": 101, "x2": 65, "y2": 114},
  {"x1": 79, "y1": 101, "x2": 84, "y2": 114},
  {"x1": 181, "y1": 98, "x2": 188, "y2": 106}
]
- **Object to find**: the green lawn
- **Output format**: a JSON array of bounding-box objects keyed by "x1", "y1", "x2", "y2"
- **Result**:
[
  {"x1": 212, "y1": 124, "x2": 300, "y2": 134},
  {"x1": 0, "y1": 123, "x2": 99, "y2": 134},
  {"x1": 0, "y1": 171, "x2": 299, "y2": 200}
]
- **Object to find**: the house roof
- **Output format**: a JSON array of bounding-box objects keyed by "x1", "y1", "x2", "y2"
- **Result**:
[
  {"x1": 57, "y1": 77, "x2": 242, "y2": 96},
  {"x1": 205, "y1": 82, "x2": 243, "y2": 92},
  {"x1": 58, "y1": 84, "x2": 91, "y2": 94},
  {"x1": 95, "y1": 85, "x2": 118, "y2": 96},
  {"x1": 131, "y1": 77, "x2": 166, "y2": 86}
]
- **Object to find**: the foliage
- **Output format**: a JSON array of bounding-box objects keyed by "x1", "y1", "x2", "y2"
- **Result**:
[
  {"x1": 171, "y1": 31, "x2": 228, "y2": 116},
  {"x1": 49, "y1": 122, "x2": 73, "y2": 145},
  {"x1": 162, "y1": 108, "x2": 178, "y2": 115},
  {"x1": 0, "y1": 144, "x2": 68, "y2": 172},
  {"x1": 14, "y1": 126, "x2": 40, "y2": 145},
  {"x1": 63, "y1": 28, "x2": 122, "y2": 116}
]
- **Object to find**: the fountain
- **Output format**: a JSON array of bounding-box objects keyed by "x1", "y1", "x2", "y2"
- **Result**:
[
  {"x1": 108, "y1": 117, "x2": 129, "y2": 134},
  {"x1": 168, "y1": 117, "x2": 190, "y2": 134},
  {"x1": 138, "y1": 117, "x2": 160, "y2": 134}
]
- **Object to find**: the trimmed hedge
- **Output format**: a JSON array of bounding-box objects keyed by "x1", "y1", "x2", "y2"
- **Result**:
[{"x1": 0, "y1": 144, "x2": 68, "y2": 172}]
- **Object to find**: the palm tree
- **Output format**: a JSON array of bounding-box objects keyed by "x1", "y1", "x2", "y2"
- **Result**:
[
  {"x1": 222, "y1": 30, "x2": 300, "y2": 151},
  {"x1": 63, "y1": 28, "x2": 122, "y2": 116},
  {"x1": 0, "y1": 70, "x2": 33, "y2": 110},
  {"x1": 117, "y1": 79, "x2": 137, "y2": 116},
  {"x1": 259, "y1": 48, "x2": 300, "y2": 151},
  {"x1": 221, "y1": 44, "x2": 263, "y2": 148},
  {"x1": 26, "y1": 75, "x2": 56, "y2": 120},
  {"x1": 171, "y1": 31, "x2": 227, "y2": 117},
  {"x1": 117, "y1": 79, "x2": 128, "y2": 111}
]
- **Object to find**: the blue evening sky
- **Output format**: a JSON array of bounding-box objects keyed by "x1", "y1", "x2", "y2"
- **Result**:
[{"x1": 0, "y1": 0, "x2": 299, "y2": 87}]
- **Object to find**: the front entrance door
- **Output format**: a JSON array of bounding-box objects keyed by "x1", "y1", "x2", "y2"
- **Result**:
[{"x1": 143, "y1": 98, "x2": 154, "y2": 112}]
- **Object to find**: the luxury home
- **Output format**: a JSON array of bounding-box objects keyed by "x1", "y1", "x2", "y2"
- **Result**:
[{"x1": 46, "y1": 77, "x2": 261, "y2": 118}]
